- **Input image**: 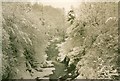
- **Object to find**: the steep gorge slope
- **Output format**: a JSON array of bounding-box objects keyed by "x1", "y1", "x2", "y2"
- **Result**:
[
  {"x1": 57, "y1": 2, "x2": 119, "y2": 79},
  {"x1": 2, "y1": 2, "x2": 65, "y2": 79}
]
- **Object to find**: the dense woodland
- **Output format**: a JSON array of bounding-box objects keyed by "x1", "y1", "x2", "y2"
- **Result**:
[{"x1": 2, "y1": 2, "x2": 120, "y2": 80}]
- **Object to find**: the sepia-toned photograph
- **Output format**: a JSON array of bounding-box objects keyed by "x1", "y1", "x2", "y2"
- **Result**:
[{"x1": 1, "y1": 0, "x2": 120, "y2": 80}]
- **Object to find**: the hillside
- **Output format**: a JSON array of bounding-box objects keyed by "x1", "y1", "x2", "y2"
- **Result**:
[{"x1": 2, "y1": 2, "x2": 65, "y2": 79}]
